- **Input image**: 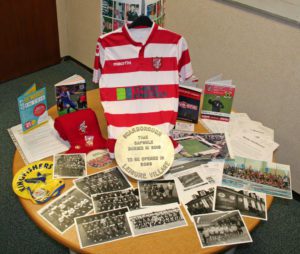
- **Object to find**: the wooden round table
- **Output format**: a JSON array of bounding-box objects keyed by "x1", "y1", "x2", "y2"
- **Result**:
[{"x1": 13, "y1": 89, "x2": 273, "y2": 254}]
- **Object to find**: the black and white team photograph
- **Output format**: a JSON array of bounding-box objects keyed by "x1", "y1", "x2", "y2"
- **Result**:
[
  {"x1": 54, "y1": 153, "x2": 87, "y2": 178},
  {"x1": 92, "y1": 188, "x2": 140, "y2": 213},
  {"x1": 38, "y1": 187, "x2": 93, "y2": 233},
  {"x1": 74, "y1": 167, "x2": 132, "y2": 197},
  {"x1": 126, "y1": 203, "x2": 187, "y2": 236},
  {"x1": 193, "y1": 210, "x2": 252, "y2": 248},
  {"x1": 138, "y1": 180, "x2": 179, "y2": 207},
  {"x1": 213, "y1": 186, "x2": 267, "y2": 220},
  {"x1": 75, "y1": 208, "x2": 132, "y2": 248}
]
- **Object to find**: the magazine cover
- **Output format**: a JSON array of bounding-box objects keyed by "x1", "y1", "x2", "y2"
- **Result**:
[
  {"x1": 177, "y1": 85, "x2": 202, "y2": 123},
  {"x1": 55, "y1": 75, "x2": 87, "y2": 116},
  {"x1": 201, "y1": 75, "x2": 235, "y2": 122},
  {"x1": 17, "y1": 84, "x2": 48, "y2": 133}
]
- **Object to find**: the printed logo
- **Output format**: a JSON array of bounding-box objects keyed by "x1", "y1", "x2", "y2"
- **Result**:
[
  {"x1": 153, "y1": 57, "x2": 162, "y2": 71},
  {"x1": 79, "y1": 121, "x2": 87, "y2": 134}
]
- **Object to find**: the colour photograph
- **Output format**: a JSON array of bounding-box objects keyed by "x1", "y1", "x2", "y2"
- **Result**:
[{"x1": 222, "y1": 156, "x2": 292, "y2": 199}]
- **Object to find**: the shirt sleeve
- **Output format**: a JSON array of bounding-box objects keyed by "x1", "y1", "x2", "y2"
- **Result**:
[
  {"x1": 177, "y1": 37, "x2": 193, "y2": 81},
  {"x1": 92, "y1": 38, "x2": 105, "y2": 84}
]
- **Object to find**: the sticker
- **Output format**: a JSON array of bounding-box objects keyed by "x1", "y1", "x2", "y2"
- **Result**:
[
  {"x1": 87, "y1": 149, "x2": 112, "y2": 169},
  {"x1": 12, "y1": 161, "x2": 65, "y2": 204},
  {"x1": 115, "y1": 124, "x2": 174, "y2": 180}
]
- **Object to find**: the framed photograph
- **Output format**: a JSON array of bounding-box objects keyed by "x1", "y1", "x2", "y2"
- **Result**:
[
  {"x1": 53, "y1": 153, "x2": 87, "y2": 178},
  {"x1": 126, "y1": 203, "x2": 187, "y2": 236},
  {"x1": 193, "y1": 210, "x2": 252, "y2": 248},
  {"x1": 74, "y1": 166, "x2": 132, "y2": 197},
  {"x1": 38, "y1": 187, "x2": 93, "y2": 234},
  {"x1": 138, "y1": 180, "x2": 179, "y2": 207},
  {"x1": 75, "y1": 207, "x2": 132, "y2": 248},
  {"x1": 213, "y1": 186, "x2": 267, "y2": 220},
  {"x1": 92, "y1": 188, "x2": 140, "y2": 213}
]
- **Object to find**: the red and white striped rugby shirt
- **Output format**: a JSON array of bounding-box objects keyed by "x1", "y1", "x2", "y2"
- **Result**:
[{"x1": 93, "y1": 23, "x2": 193, "y2": 157}]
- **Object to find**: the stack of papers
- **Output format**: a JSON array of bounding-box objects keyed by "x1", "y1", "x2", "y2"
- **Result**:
[
  {"x1": 8, "y1": 118, "x2": 70, "y2": 164},
  {"x1": 200, "y1": 112, "x2": 278, "y2": 162}
]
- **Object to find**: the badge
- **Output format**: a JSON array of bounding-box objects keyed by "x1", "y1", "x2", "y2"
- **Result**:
[
  {"x1": 87, "y1": 149, "x2": 112, "y2": 169},
  {"x1": 115, "y1": 125, "x2": 174, "y2": 180},
  {"x1": 153, "y1": 57, "x2": 162, "y2": 71},
  {"x1": 12, "y1": 161, "x2": 65, "y2": 204}
]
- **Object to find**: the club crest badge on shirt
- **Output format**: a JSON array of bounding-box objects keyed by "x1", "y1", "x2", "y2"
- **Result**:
[{"x1": 153, "y1": 57, "x2": 162, "y2": 71}]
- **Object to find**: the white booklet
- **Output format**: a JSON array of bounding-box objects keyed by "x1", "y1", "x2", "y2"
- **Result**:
[{"x1": 8, "y1": 117, "x2": 70, "y2": 164}]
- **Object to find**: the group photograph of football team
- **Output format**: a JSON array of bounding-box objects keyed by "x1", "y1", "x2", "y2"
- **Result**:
[
  {"x1": 193, "y1": 210, "x2": 252, "y2": 248},
  {"x1": 54, "y1": 153, "x2": 87, "y2": 178},
  {"x1": 92, "y1": 188, "x2": 140, "y2": 213},
  {"x1": 222, "y1": 157, "x2": 292, "y2": 199},
  {"x1": 74, "y1": 167, "x2": 132, "y2": 197},
  {"x1": 138, "y1": 180, "x2": 179, "y2": 207},
  {"x1": 38, "y1": 187, "x2": 93, "y2": 233},
  {"x1": 75, "y1": 208, "x2": 132, "y2": 248},
  {"x1": 126, "y1": 204, "x2": 187, "y2": 236}
]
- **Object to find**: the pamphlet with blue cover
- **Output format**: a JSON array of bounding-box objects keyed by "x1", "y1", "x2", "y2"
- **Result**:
[{"x1": 17, "y1": 84, "x2": 48, "y2": 133}]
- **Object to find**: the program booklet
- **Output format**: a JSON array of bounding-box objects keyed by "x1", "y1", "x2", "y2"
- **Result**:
[
  {"x1": 55, "y1": 75, "x2": 87, "y2": 116},
  {"x1": 177, "y1": 84, "x2": 202, "y2": 123},
  {"x1": 201, "y1": 74, "x2": 235, "y2": 122},
  {"x1": 17, "y1": 84, "x2": 48, "y2": 133}
]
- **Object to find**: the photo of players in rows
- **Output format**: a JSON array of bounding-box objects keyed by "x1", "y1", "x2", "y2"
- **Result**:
[
  {"x1": 54, "y1": 153, "x2": 87, "y2": 178},
  {"x1": 126, "y1": 204, "x2": 187, "y2": 236},
  {"x1": 193, "y1": 210, "x2": 252, "y2": 248},
  {"x1": 92, "y1": 188, "x2": 140, "y2": 213},
  {"x1": 138, "y1": 180, "x2": 179, "y2": 207},
  {"x1": 222, "y1": 156, "x2": 292, "y2": 199},
  {"x1": 75, "y1": 208, "x2": 132, "y2": 248},
  {"x1": 38, "y1": 187, "x2": 93, "y2": 233},
  {"x1": 74, "y1": 167, "x2": 132, "y2": 197}
]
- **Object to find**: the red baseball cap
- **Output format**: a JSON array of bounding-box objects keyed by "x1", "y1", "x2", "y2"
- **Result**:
[{"x1": 54, "y1": 109, "x2": 106, "y2": 153}]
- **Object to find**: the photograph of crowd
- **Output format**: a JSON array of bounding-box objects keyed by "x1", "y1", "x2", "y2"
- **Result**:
[
  {"x1": 222, "y1": 157, "x2": 292, "y2": 199},
  {"x1": 75, "y1": 208, "x2": 132, "y2": 248},
  {"x1": 171, "y1": 131, "x2": 230, "y2": 160},
  {"x1": 38, "y1": 187, "x2": 93, "y2": 233},
  {"x1": 92, "y1": 189, "x2": 140, "y2": 213},
  {"x1": 214, "y1": 186, "x2": 267, "y2": 220},
  {"x1": 193, "y1": 210, "x2": 252, "y2": 248},
  {"x1": 54, "y1": 153, "x2": 86, "y2": 178},
  {"x1": 74, "y1": 167, "x2": 132, "y2": 197},
  {"x1": 138, "y1": 180, "x2": 179, "y2": 207},
  {"x1": 127, "y1": 204, "x2": 187, "y2": 236},
  {"x1": 183, "y1": 186, "x2": 215, "y2": 217}
]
